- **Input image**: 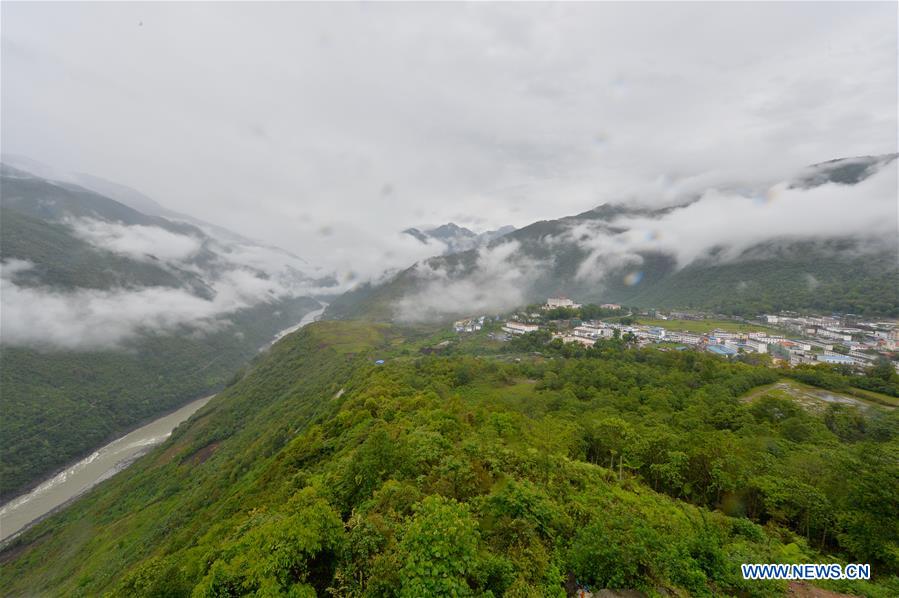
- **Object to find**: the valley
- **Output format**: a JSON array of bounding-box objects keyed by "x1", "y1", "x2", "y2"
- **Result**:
[
  {"x1": 1, "y1": 155, "x2": 896, "y2": 597},
  {"x1": 0, "y1": 164, "x2": 332, "y2": 500},
  {"x1": 0, "y1": 303, "x2": 328, "y2": 543},
  {"x1": 1, "y1": 6, "x2": 897, "y2": 592},
  {"x1": 0, "y1": 394, "x2": 214, "y2": 543},
  {"x1": 1, "y1": 319, "x2": 896, "y2": 596}
]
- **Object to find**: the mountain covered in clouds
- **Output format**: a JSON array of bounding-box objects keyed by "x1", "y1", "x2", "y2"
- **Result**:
[
  {"x1": 0, "y1": 163, "x2": 336, "y2": 305},
  {"x1": 0, "y1": 163, "x2": 335, "y2": 500},
  {"x1": 328, "y1": 154, "x2": 899, "y2": 322},
  {"x1": 403, "y1": 222, "x2": 515, "y2": 255}
]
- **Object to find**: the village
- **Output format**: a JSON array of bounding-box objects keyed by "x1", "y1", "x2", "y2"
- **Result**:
[{"x1": 452, "y1": 296, "x2": 899, "y2": 372}]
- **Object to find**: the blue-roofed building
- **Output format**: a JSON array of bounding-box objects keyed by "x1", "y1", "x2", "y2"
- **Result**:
[
  {"x1": 707, "y1": 345, "x2": 738, "y2": 357},
  {"x1": 816, "y1": 354, "x2": 856, "y2": 365}
]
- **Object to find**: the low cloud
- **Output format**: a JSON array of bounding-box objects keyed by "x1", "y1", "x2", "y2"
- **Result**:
[
  {"x1": 0, "y1": 259, "x2": 308, "y2": 350},
  {"x1": 388, "y1": 159, "x2": 897, "y2": 320},
  {"x1": 69, "y1": 218, "x2": 203, "y2": 263},
  {"x1": 0, "y1": 216, "x2": 343, "y2": 350},
  {"x1": 394, "y1": 241, "x2": 547, "y2": 322},
  {"x1": 69, "y1": 215, "x2": 343, "y2": 296},
  {"x1": 4, "y1": 2, "x2": 894, "y2": 275},
  {"x1": 569, "y1": 159, "x2": 898, "y2": 280}
]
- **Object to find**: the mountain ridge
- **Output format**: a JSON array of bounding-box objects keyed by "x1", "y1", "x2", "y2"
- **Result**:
[
  {"x1": 328, "y1": 154, "x2": 899, "y2": 322},
  {"x1": 403, "y1": 222, "x2": 516, "y2": 254},
  {"x1": 0, "y1": 164, "x2": 331, "y2": 499},
  {"x1": 2, "y1": 319, "x2": 897, "y2": 596}
]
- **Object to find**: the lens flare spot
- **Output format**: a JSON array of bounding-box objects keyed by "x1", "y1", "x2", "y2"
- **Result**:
[{"x1": 624, "y1": 271, "x2": 644, "y2": 286}]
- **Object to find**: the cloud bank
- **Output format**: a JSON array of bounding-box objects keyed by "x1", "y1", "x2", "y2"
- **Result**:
[
  {"x1": 2, "y1": 2, "x2": 895, "y2": 280},
  {"x1": 569, "y1": 159, "x2": 899, "y2": 280},
  {"x1": 390, "y1": 159, "x2": 898, "y2": 320},
  {"x1": 394, "y1": 241, "x2": 548, "y2": 322},
  {"x1": 0, "y1": 215, "x2": 340, "y2": 350},
  {"x1": 0, "y1": 259, "x2": 307, "y2": 350},
  {"x1": 69, "y1": 218, "x2": 203, "y2": 263}
]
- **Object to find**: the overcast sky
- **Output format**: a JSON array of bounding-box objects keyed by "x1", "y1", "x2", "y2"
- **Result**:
[{"x1": 2, "y1": 2, "x2": 896, "y2": 279}]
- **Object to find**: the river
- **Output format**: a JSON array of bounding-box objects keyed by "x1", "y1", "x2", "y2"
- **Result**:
[
  {"x1": 266, "y1": 303, "x2": 327, "y2": 347},
  {"x1": 0, "y1": 303, "x2": 327, "y2": 543}
]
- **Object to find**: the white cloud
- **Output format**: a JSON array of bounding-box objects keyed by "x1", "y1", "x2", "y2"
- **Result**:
[
  {"x1": 0, "y1": 213, "x2": 349, "y2": 350},
  {"x1": 69, "y1": 218, "x2": 202, "y2": 263},
  {"x1": 567, "y1": 159, "x2": 898, "y2": 279},
  {"x1": 394, "y1": 241, "x2": 547, "y2": 321},
  {"x1": 1, "y1": 2, "x2": 895, "y2": 281},
  {"x1": 385, "y1": 159, "x2": 897, "y2": 319},
  {"x1": 0, "y1": 259, "x2": 305, "y2": 350}
]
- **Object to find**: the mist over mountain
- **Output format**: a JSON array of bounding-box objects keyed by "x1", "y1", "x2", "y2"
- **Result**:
[
  {"x1": 1, "y1": 2, "x2": 898, "y2": 596},
  {"x1": 328, "y1": 154, "x2": 899, "y2": 322},
  {"x1": 402, "y1": 222, "x2": 515, "y2": 255},
  {"x1": 0, "y1": 163, "x2": 334, "y2": 498},
  {"x1": 1, "y1": 162, "x2": 339, "y2": 349}
]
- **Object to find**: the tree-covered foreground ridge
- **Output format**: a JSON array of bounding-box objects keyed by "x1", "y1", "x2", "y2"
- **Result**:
[{"x1": 2, "y1": 321, "x2": 897, "y2": 597}]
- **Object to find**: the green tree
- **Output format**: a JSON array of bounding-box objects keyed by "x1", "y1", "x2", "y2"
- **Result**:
[{"x1": 398, "y1": 496, "x2": 481, "y2": 597}]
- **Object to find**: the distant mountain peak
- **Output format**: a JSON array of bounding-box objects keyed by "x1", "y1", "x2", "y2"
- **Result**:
[
  {"x1": 332, "y1": 154, "x2": 898, "y2": 322},
  {"x1": 402, "y1": 222, "x2": 515, "y2": 255},
  {"x1": 793, "y1": 153, "x2": 898, "y2": 189},
  {"x1": 428, "y1": 222, "x2": 477, "y2": 239}
]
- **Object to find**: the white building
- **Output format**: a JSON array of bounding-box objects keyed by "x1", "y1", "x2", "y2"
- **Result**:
[
  {"x1": 503, "y1": 321, "x2": 540, "y2": 335},
  {"x1": 453, "y1": 318, "x2": 483, "y2": 333},
  {"x1": 572, "y1": 325, "x2": 614, "y2": 340},
  {"x1": 745, "y1": 339, "x2": 769, "y2": 354},
  {"x1": 637, "y1": 327, "x2": 666, "y2": 341},
  {"x1": 558, "y1": 334, "x2": 597, "y2": 347},
  {"x1": 807, "y1": 340, "x2": 834, "y2": 351},
  {"x1": 818, "y1": 329, "x2": 852, "y2": 342},
  {"x1": 711, "y1": 330, "x2": 740, "y2": 341},
  {"x1": 545, "y1": 296, "x2": 581, "y2": 309},
  {"x1": 849, "y1": 351, "x2": 877, "y2": 364},
  {"x1": 667, "y1": 331, "x2": 702, "y2": 345}
]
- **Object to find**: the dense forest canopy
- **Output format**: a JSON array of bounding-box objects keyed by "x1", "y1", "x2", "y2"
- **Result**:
[
  {"x1": 0, "y1": 296, "x2": 320, "y2": 500},
  {"x1": 3, "y1": 321, "x2": 897, "y2": 597}
]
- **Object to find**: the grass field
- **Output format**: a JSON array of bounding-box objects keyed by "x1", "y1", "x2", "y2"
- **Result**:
[
  {"x1": 741, "y1": 379, "x2": 895, "y2": 412},
  {"x1": 847, "y1": 386, "x2": 899, "y2": 408},
  {"x1": 637, "y1": 318, "x2": 769, "y2": 334}
]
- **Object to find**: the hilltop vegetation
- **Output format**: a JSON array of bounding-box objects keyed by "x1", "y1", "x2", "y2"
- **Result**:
[
  {"x1": 3, "y1": 321, "x2": 897, "y2": 597},
  {"x1": 0, "y1": 207, "x2": 199, "y2": 292}
]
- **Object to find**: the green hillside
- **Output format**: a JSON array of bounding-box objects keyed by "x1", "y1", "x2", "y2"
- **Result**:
[
  {"x1": 0, "y1": 295, "x2": 319, "y2": 500},
  {"x1": 0, "y1": 207, "x2": 204, "y2": 293},
  {"x1": 2, "y1": 321, "x2": 897, "y2": 597},
  {"x1": 0, "y1": 167, "x2": 323, "y2": 499},
  {"x1": 0, "y1": 165, "x2": 202, "y2": 235},
  {"x1": 606, "y1": 241, "x2": 899, "y2": 316},
  {"x1": 328, "y1": 155, "x2": 899, "y2": 322},
  {"x1": 328, "y1": 233, "x2": 898, "y2": 323}
]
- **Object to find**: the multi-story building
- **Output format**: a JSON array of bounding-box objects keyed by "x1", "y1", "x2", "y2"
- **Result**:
[
  {"x1": 503, "y1": 321, "x2": 540, "y2": 335},
  {"x1": 545, "y1": 296, "x2": 581, "y2": 309},
  {"x1": 572, "y1": 325, "x2": 614, "y2": 340}
]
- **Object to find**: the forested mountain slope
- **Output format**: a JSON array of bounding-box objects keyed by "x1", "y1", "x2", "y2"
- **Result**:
[
  {"x1": 2, "y1": 321, "x2": 896, "y2": 597},
  {"x1": 328, "y1": 155, "x2": 898, "y2": 322},
  {"x1": 0, "y1": 165, "x2": 326, "y2": 499}
]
